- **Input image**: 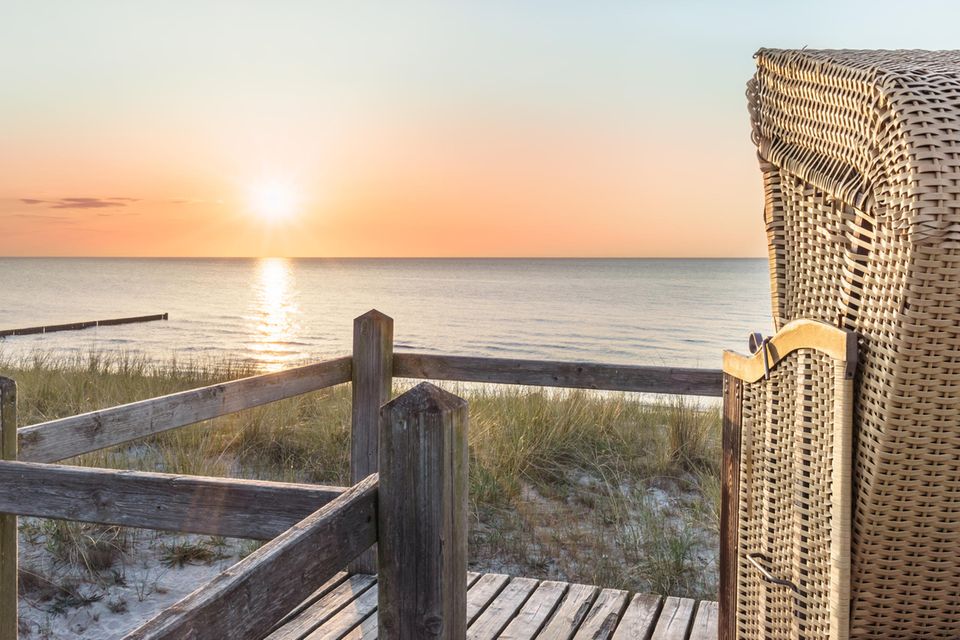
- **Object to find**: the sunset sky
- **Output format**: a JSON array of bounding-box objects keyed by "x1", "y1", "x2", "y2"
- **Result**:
[{"x1": 3, "y1": 1, "x2": 960, "y2": 258}]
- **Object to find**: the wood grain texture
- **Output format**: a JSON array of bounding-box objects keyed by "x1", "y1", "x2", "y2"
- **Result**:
[
  {"x1": 611, "y1": 594, "x2": 662, "y2": 640},
  {"x1": 688, "y1": 601, "x2": 719, "y2": 640},
  {"x1": 649, "y1": 597, "x2": 696, "y2": 640},
  {"x1": 336, "y1": 573, "x2": 483, "y2": 640},
  {"x1": 269, "y1": 572, "x2": 350, "y2": 633},
  {"x1": 497, "y1": 580, "x2": 568, "y2": 639},
  {"x1": 830, "y1": 360, "x2": 854, "y2": 640},
  {"x1": 466, "y1": 574, "x2": 510, "y2": 625},
  {"x1": 0, "y1": 378, "x2": 17, "y2": 640},
  {"x1": 279, "y1": 573, "x2": 721, "y2": 640},
  {"x1": 350, "y1": 310, "x2": 393, "y2": 574},
  {"x1": 304, "y1": 582, "x2": 380, "y2": 640},
  {"x1": 377, "y1": 383, "x2": 468, "y2": 640},
  {"x1": 721, "y1": 318, "x2": 857, "y2": 382},
  {"x1": 122, "y1": 473, "x2": 378, "y2": 640},
  {"x1": 18, "y1": 356, "x2": 351, "y2": 463},
  {"x1": 266, "y1": 575, "x2": 377, "y2": 640},
  {"x1": 536, "y1": 583, "x2": 599, "y2": 640},
  {"x1": 0, "y1": 460, "x2": 345, "y2": 539},
  {"x1": 572, "y1": 588, "x2": 629, "y2": 640},
  {"x1": 719, "y1": 374, "x2": 742, "y2": 640},
  {"x1": 467, "y1": 577, "x2": 538, "y2": 640},
  {"x1": 393, "y1": 353, "x2": 722, "y2": 397}
]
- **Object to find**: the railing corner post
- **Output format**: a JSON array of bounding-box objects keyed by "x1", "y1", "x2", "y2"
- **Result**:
[
  {"x1": 0, "y1": 377, "x2": 18, "y2": 640},
  {"x1": 349, "y1": 310, "x2": 393, "y2": 574},
  {"x1": 378, "y1": 382, "x2": 468, "y2": 640}
]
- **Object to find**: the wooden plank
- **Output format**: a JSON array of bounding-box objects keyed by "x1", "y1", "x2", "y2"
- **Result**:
[
  {"x1": 688, "y1": 601, "x2": 719, "y2": 640},
  {"x1": 266, "y1": 575, "x2": 377, "y2": 640},
  {"x1": 122, "y1": 474, "x2": 378, "y2": 640},
  {"x1": 347, "y1": 612, "x2": 380, "y2": 640},
  {"x1": 0, "y1": 460, "x2": 346, "y2": 540},
  {"x1": 303, "y1": 582, "x2": 380, "y2": 640},
  {"x1": 649, "y1": 597, "x2": 696, "y2": 640},
  {"x1": 830, "y1": 360, "x2": 854, "y2": 640},
  {"x1": 270, "y1": 572, "x2": 351, "y2": 632},
  {"x1": 719, "y1": 374, "x2": 742, "y2": 640},
  {"x1": 338, "y1": 573, "x2": 483, "y2": 640},
  {"x1": 467, "y1": 574, "x2": 511, "y2": 625},
  {"x1": 0, "y1": 378, "x2": 17, "y2": 640},
  {"x1": 18, "y1": 356, "x2": 352, "y2": 463},
  {"x1": 467, "y1": 577, "x2": 539, "y2": 639},
  {"x1": 393, "y1": 353, "x2": 722, "y2": 397},
  {"x1": 571, "y1": 588, "x2": 629, "y2": 640},
  {"x1": 0, "y1": 313, "x2": 167, "y2": 337},
  {"x1": 721, "y1": 318, "x2": 857, "y2": 382},
  {"x1": 378, "y1": 383, "x2": 468, "y2": 640},
  {"x1": 611, "y1": 593, "x2": 663, "y2": 640},
  {"x1": 350, "y1": 310, "x2": 393, "y2": 574},
  {"x1": 498, "y1": 580, "x2": 568, "y2": 639},
  {"x1": 536, "y1": 583, "x2": 599, "y2": 640}
]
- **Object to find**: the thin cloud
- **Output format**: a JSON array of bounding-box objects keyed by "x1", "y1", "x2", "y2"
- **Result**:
[
  {"x1": 8, "y1": 213, "x2": 79, "y2": 224},
  {"x1": 19, "y1": 197, "x2": 139, "y2": 209},
  {"x1": 168, "y1": 198, "x2": 221, "y2": 205}
]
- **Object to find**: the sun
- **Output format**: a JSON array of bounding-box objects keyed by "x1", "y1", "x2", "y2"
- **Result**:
[{"x1": 249, "y1": 179, "x2": 299, "y2": 222}]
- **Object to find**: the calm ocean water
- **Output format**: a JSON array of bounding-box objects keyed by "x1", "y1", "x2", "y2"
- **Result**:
[{"x1": 0, "y1": 258, "x2": 773, "y2": 372}]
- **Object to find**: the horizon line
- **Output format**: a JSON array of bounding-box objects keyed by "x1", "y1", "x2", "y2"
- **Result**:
[{"x1": 0, "y1": 255, "x2": 768, "y2": 260}]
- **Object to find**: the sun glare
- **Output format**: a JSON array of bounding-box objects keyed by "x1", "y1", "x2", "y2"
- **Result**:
[{"x1": 249, "y1": 179, "x2": 299, "y2": 222}]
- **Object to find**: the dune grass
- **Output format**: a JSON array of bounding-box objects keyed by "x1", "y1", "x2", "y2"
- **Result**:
[{"x1": 0, "y1": 351, "x2": 722, "y2": 601}]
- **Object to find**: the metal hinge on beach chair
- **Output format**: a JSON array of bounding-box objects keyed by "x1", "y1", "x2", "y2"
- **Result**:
[{"x1": 720, "y1": 319, "x2": 857, "y2": 640}]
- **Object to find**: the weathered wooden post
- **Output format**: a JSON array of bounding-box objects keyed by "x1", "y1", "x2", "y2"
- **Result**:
[
  {"x1": 719, "y1": 373, "x2": 741, "y2": 640},
  {"x1": 349, "y1": 310, "x2": 393, "y2": 574},
  {"x1": 378, "y1": 383, "x2": 468, "y2": 640},
  {"x1": 0, "y1": 377, "x2": 17, "y2": 640}
]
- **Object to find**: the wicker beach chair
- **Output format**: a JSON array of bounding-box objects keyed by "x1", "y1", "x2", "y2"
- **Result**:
[{"x1": 733, "y1": 49, "x2": 960, "y2": 639}]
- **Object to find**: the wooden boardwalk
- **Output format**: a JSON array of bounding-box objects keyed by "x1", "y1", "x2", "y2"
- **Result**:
[{"x1": 267, "y1": 572, "x2": 718, "y2": 640}]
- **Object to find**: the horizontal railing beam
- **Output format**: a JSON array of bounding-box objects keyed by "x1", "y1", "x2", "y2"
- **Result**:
[
  {"x1": 0, "y1": 460, "x2": 345, "y2": 540},
  {"x1": 393, "y1": 353, "x2": 723, "y2": 397},
  {"x1": 124, "y1": 474, "x2": 379, "y2": 640},
  {"x1": 18, "y1": 356, "x2": 352, "y2": 463}
]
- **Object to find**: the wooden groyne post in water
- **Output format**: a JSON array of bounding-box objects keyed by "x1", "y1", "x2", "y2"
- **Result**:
[
  {"x1": 0, "y1": 378, "x2": 17, "y2": 640},
  {"x1": 0, "y1": 313, "x2": 168, "y2": 338},
  {"x1": 378, "y1": 382, "x2": 468, "y2": 639}
]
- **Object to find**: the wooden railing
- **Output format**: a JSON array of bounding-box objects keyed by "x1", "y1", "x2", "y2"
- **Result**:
[
  {"x1": 17, "y1": 356, "x2": 353, "y2": 463},
  {"x1": 0, "y1": 310, "x2": 722, "y2": 640},
  {"x1": 125, "y1": 473, "x2": 381, "y2": 640}
]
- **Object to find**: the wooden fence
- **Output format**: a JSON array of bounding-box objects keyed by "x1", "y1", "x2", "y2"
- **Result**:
[{"x1": 0, "y1": 310, "x2": 722, "y2": 640}]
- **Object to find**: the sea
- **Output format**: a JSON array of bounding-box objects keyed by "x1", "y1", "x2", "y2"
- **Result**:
[{"x1": 0, "y1": 258, "x2": 773, "y2": 374}]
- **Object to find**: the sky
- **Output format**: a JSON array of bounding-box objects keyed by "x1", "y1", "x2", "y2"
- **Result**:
[{"x1": 2, "y1": 1, "x2": 960, "y2": 258}]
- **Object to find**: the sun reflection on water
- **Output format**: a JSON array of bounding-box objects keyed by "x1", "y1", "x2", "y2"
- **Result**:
[{"x1": 250, "y1": 257, "x2": 302, "y2": 371}]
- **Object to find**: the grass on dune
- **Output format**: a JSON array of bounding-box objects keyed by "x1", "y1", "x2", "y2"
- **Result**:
[{"x1": 0, "y1": 350, "x2": 722, "y2": 600}]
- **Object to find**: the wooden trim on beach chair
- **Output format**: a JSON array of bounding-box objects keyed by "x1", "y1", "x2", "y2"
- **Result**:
[{"x1": 721, "y1": 318, "x2": 857, "y2": 383}]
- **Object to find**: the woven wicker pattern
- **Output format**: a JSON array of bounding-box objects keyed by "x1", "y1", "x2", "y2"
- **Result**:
[
  {"x1": 738, "y1": 350, "x2": 841, "y2": 640},
  {"x1": 750, "y1": 49, "x2": 960, "y2": 638}
]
